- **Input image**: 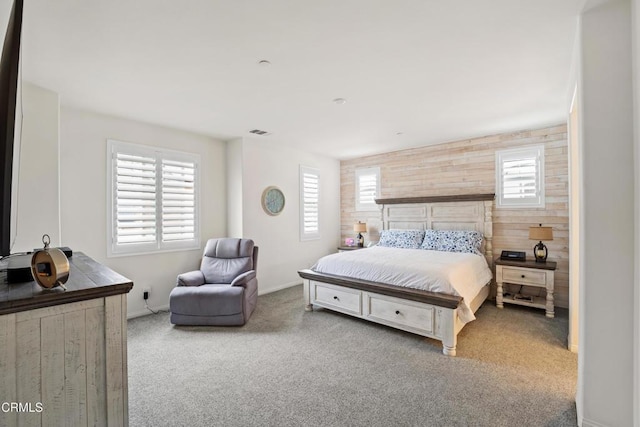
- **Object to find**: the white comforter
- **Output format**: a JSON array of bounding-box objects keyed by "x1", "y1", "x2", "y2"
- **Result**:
[{"x1": 312, "y1": 246, "x2": 493, "y2": 323}]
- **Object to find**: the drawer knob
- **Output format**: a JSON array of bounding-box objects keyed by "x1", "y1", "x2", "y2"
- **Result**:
[
  {"x1": 395, "y1": 310, "x2": 400, "y2": 315},
  {"x1": 521, "y1": 275, "x2": 525, "y2": 278},
  {"x1": 333, "y1": 296, "x2": 339, "y2": 300}
]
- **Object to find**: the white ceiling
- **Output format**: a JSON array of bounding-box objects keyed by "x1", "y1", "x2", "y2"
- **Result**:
[{"x1": 6, "y1": 0, "x2": 583, "y2": 159}]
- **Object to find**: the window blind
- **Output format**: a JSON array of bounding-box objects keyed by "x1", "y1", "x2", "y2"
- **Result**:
[
  {"x1": 501, "y1": 157, "x2": 538, "y2": 200},
  {"x1": 496, "y1": 145, "x2": 544, "y2": 208},
  {"x1": 114, "y1": 153, "x2": 157, "y2": 245},
  {"x1": 355, "y1": 167, "x2": 380, "y2": 211},
  {"x1": 300, "y1": 166, "x2": 320, "y2": 240},
  {"x1": 161, "y1": 158, "x2": 196, "y2": 242},
  {"x1": 108, "y1": 140, "x2": 200, "y2": 256}
]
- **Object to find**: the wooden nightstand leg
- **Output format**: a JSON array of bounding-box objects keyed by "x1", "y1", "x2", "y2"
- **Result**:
[
  {"x1": 496, "y1": 280, "x2": 504, "y2": 309},
  {"x1": 546, "y1": 287, "x2": 554, "y2": 318}
]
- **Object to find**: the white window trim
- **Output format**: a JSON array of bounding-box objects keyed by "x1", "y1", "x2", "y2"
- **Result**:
[
  {"x1": 496, "y1": 144, "x2": 545, "y2": 209},
  {"x1": 299, "y1": 165, "x2": 320, "y2": 241},
  {"x1": 355, "y1": 166, "x2": 380, "y2": 211},
  {"x1": 107, "y1": 139, "x2": 201, "y2": 257}
]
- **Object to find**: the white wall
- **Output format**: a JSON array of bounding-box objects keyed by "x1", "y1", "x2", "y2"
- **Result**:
[
  {"x1": 226, "y1": 138, "x2": 244, "y2": 238},
  {"x1": 59, "y1": 107, "x2": 227, "y2": 317},
  {"x1": 578, "y1": 1, "x2": 635, "y2": 426},
  {"x1": 230, "y1": 138, "x2": 340, "y2": 294},
  {"x1": 633, "y1": 0, "x2": 640, "y2": 425},
  {"x1": 11, "y1": 83, "x2": 60, "y2": 253},
  {"x1": 18, "y1": 86, "x2": 338, "y2": 315},
  {"x1": 568, "y1": 91, "x2": 581, "y2": 355}
]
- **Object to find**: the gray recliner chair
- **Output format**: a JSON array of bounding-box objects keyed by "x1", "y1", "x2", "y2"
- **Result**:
[{"x1": 169, "y1": 238, "x2": 258, "y2": 326}]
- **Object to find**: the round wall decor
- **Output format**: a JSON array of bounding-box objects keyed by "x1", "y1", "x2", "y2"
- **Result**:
[{"x1": 261, "y1": 186, "x2": 285, "y2": 216}]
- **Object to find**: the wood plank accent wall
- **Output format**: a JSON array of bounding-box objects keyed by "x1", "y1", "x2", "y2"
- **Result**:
[{"x1": 340, "y1": 124, "x2": 569, "y2": 308}]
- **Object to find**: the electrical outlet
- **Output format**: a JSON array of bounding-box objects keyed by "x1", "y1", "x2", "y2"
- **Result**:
[{"x1": 143, "y1": 288, "x2": 150, "y2": 300}]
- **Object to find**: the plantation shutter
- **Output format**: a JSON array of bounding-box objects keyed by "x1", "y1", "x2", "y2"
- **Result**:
[
  {"x1": 114, "y1": 152, "x2": 157, "y2": 245},
  {"x1": 108, "y1": 140, "x2": 200, "y2": 256},
  {"x1": 300, "y1": 166, "x2": 320, "y2": 240},
  {"x1": 496, "y1": 145, "x2": 545, "y2": 208},
  {"x1": 356, "y1": 167, "x2": 380, "y2": 211},
  {"x1": 502, "y1": 157, "x2": 537, "y2": 200},
  {"x1": 161, "y1": 158, "x2": 196, "y2": 242}
]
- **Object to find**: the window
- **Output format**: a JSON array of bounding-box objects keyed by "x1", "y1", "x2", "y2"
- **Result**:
[
  {"x1": 496, "y1": 145, "x2": 545, "y2": 208},
  {"x1": 355, "y1": 167, "x2": 380, "y2": 211},
  {"x1": 107, "y1": 140, "x2": 200, "y2": 256},
  {"x1": 300, "y1": 165, "x2": 320, "y2": 241}
]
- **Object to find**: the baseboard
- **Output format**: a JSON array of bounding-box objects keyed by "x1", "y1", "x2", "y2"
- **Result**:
[
  {"x1": 258, "y1": 280, "x2": 302, "y2": 295},
  {"x1": 580, "y1": 417, "x2": 610, "y2": 427},
  {"x1": 127, "y1": 304, "x2": 170, "y2": 319}
]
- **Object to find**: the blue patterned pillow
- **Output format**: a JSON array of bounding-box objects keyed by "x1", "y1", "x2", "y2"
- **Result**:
[
  {"x1": 377, "y1": 229, "x2": 425, "y2": 249},
  {"x1": 420, "y1": 230, "x2": 483, "y2": 254}
]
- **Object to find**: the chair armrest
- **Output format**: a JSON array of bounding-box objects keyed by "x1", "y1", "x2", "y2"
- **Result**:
[
  {"x1": 177, "y1": 270, "x2": 205, "y2": 287},
  {"x1": 231, "y1": 270, "x2": 256, "y2": 287}
]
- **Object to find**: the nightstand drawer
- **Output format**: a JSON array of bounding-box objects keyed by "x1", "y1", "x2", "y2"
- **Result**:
[
  {"x1": 501, "y1": 266, "x2": 546, "y2": 286},
  {"x1": 312, "y1": 282, "x2": 362, "y2": 315}
]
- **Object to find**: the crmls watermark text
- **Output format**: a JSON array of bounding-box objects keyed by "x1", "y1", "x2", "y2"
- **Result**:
[{"x1": 1, "y1": 402, "x2": 44, "y2": 413}]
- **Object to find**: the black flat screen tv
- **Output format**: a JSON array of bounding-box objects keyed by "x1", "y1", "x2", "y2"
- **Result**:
[{"x1": 0, "y1": 0, "x2": 23, "y2": 257}]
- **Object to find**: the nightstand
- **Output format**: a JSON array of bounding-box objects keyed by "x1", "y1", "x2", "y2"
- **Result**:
[
  {"x1": 495, "y1": 258, "x2": 557, "y2": 318},
  {"x1": 337, "y1": 246, "x2": 365, "y2": 253}
]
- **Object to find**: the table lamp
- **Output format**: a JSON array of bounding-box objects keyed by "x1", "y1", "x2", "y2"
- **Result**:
[
  {"x1": 529, "y1": 224, "x2": 553, "y2": 263},
  {"x1": 354, "y1": 222, "x2": 367, "y2": 247}
]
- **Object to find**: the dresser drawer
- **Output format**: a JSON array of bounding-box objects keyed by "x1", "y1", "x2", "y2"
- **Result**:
[
  {"x1": 501, "y1": 266, "x2": 546, "y2": 286},
  {"x1": 366, "y1": 294, "x2": 434, "y2": 335},
  {"x1": 312, "y1": 282, "x2": 362, "y2": 315}
]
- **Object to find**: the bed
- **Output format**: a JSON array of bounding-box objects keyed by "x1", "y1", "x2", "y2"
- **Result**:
[{"x1": 298, "y1": 194, "x2": 494, "y2": 356}]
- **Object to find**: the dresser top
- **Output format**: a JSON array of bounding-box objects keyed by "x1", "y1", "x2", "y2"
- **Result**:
[
  {"x1": 0, "y1": 252, "x2": 133, "y2": 315},
  {"x1": 494, "y1": 257, "x2": 557, "y2": 270}
]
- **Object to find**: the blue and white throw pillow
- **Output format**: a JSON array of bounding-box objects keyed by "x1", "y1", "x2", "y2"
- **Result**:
[
  {"x1": 420, "y1": 229, "x2": 483, "y2": 254},
  {"x1": 377, "y1": 229, "x2": 425, "y2": 249}
]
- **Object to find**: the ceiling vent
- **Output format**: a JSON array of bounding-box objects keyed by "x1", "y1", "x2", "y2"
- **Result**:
[{"x1": 249, "y1": 129, "x2": 270, "y2": 136}]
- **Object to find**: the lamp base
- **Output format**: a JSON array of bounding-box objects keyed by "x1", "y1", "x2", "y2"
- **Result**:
[
  {"x1": 356, "y1": 233, "x2": 364, "y2": 248},
  {"x1": 533, "y1": 241, "x2": 548, "y2": 263}
]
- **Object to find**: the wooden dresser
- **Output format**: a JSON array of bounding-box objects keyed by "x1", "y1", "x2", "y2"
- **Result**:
[{"x1": 0, "y1": 253, "x2": 133, "y2": 427}]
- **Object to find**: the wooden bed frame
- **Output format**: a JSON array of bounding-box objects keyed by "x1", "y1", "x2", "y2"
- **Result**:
[{"x1": 299, "y1": 194, "x2": 494, "y2": 356}]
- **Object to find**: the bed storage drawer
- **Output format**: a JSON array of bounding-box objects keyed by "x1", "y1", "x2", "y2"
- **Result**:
[
  {"x1": 365, "y1": 293, "x2": 435, "y2": 335},
  {"x1": 311, "y1": 282, "x2": 362, "y2": 315}
]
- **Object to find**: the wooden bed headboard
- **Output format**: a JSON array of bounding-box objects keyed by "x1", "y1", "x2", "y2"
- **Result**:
[{"x1": 375, "y1": 194, "x2": 494, "y2": 261}]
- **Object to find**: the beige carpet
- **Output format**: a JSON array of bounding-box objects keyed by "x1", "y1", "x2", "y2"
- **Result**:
[{"x1": 127, "y1": 285, "x2": 577, "y2": 427}]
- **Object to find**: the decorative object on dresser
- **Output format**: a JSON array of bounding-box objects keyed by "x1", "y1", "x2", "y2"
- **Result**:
[
  {"x1": 300, "y1": 193, "x2": 495, "y2": 356},
  {"x1": 529, "y1": 224, "x2": 553, "y2": 262},
  {"x1": 30, "y1": 234, "x2": 69, "y2": 290},
  {"x1": 495, "y1": 258, "x2": 557, "y2": 318},
  {"x1": 353, "y1": 221, "x2": 367, "y2": 247}
]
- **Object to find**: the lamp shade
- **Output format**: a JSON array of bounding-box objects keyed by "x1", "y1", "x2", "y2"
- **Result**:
[
  {"x1": 529, "y1": 225, "x2": 553, "y2": 241},
  {"x1": 353, "y1": 222, "x2": 367, "y2": 233}
]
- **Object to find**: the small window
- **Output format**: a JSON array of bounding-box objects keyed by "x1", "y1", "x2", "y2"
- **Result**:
[
  {"x1": 496, "y1": 145, "x2": 545, "y2": 208},
  {"x1": 107, "y1": 140, "x2": 200, "y2": 256},
  {"x1": 300, "y1": 166, "x2": 320, "y2": 241},
  {"x1": 356, "y1": 167, "x2": 380, "y2": 211}
]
